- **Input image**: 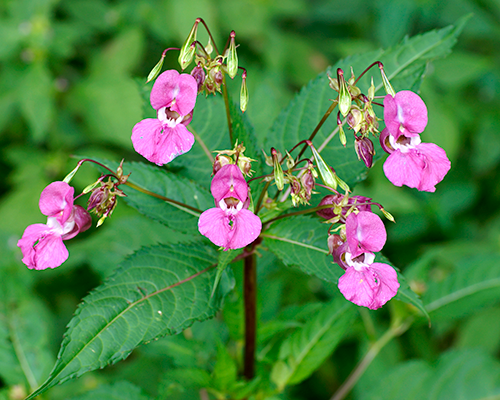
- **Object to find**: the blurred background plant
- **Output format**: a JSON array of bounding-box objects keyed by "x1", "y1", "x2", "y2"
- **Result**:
[{"x1": 1, "y1": 0, "x2": 500, "y2": 399}]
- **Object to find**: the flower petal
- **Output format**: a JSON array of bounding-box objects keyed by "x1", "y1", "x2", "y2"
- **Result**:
[
  {"x1": 131, "y1": 118, "x2": 164, "y2": 163},
  {"x1": 39, "y1": 181, "x2": 74, "y2": 224},
  {"x1": 383, "y1": 149, "x2": 424, "y2": 189},
  {"x1": 369, "y1": 263, "x2": 400, "y2": 309},
  {"x1": 226, "y1": 209, "x2": 262, "y2": 249},
  {"x1": 62, "y1": 205, "x2": 92, "y2": 240},
  {"x1": 346, "y1": 211, "x2": 386, "y2": 257},
  {"x1": 171, "y1": 74, "x2": 198, "y2": 116},
  {"x1": 211, "y1": 164, "x2": 248, "y2": 203},
  {"x1": 338, "y1": 266, "x2": 380, "y2": 309},
  {"x1": 198, "y1": 207, "x2": 232, "y2": 248},
  {"x1": 384, "y1": 91, "x2": 427, "y2": 138},
  {"x1": 416, "y1": 142, "x2": 451, "y2": 192},
  {"x1": 17, "y1": 224, "x2": 68, "y2": 270},
  {"x1": 155, "y1": 125, "x2": 195, "y2": 165},
  {"x1": 150, "y1": 70, "x2": 197, "y2": 116}
]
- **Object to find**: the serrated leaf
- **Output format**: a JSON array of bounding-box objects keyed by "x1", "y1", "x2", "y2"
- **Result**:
[
  {"x1": 26, "y1": 243, "x2": 231, "y2": 399},
  {"x1": 262, "y1": 215, "x2": 340, "y2": 283},
  {"x1": 271, "y1": 298, "x2": 355, "y2": 390},
  {"x1": 92, "y1": 159, "x2": 213, "y2": 235},
  {"x1": 69, "y1": 381, "x2": 152, "y2": 400},
  {"x1": 423, "y1": 253, "x2": 500, "y2": 321},
  {"x1": 264, "y1": 17, "x2": 467, "y2": 187}
]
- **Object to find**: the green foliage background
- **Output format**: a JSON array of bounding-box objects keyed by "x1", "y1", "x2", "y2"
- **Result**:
[{"x1": 1, "y1": 0, "x2": 500, "y2": 399}]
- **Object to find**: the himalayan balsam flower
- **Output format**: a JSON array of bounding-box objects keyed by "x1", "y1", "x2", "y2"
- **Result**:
[
  {"x1": 132, "y1": 70, "x2": 198, "y2": 166},
  {"x1": 17, "y1": 182, "x2": 92, "y2": 270},
  {"x1": 198, "y1": 164, "x2": 262, "y2": 250},
  {"x1": 335, "y1": 211, "x2": 399, "y2": 310},
  {"x1": 381, "y1": 91, "x2": 451, "y2": 192}
]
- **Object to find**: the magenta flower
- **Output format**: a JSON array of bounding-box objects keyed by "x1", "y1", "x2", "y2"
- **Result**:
[
  {"x1": 17, "y1": 182, "x2": 92, "y2": 270},
  {"x1": 132, "y1": 70, "x2": 198, "y2": 166},
  {"x1": 198, "y1": 165, "x2": 262, "y2": 250},
  {"x1": 334, "y1": 211, "x2": 399, "y2": 309},
  {"x1": 380, "y1": 128, "x2": 451, "y2": 192},
  {"x1": 381, "y1": 91, "x2": 451, "y2": 192},
  {"x1": 338, "y1": 252, "x2": 400, "y2": 310}
]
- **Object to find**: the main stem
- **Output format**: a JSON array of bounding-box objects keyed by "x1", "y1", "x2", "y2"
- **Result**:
[{"x1": 243, "y1": 252, "x2": 257, "y2": 380}]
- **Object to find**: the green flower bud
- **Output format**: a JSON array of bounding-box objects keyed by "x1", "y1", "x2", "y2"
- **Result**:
[
  {"x1": 309, "y1": 142, "x2": 337, "y2": 190},
  {"x1": 146, "y1": 55, "x2": 165, "y2": 83},
  {"x1": 226, "y1": 31, "x2": 238, "y2": 79},
  {"x1": 272, "y1": 148, "x2": 285, "y2": 191},
  {"x1": 337, "y1": 68, "x2": 351, "y2": 117},
  {"x1": 240, "y1": 71, "x2": 248, "y2": 113},
  {"x1": 178, "y1": 19, "x2": 200, "y2": 70},
  {"x1": 379, "y1": 62, "x2": 395, "y2": 97}
]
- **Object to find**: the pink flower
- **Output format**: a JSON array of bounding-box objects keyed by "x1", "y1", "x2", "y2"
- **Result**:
[
  {"x1": 17, "y1": 182, "x2": 92, "y2": 270},
  {"x1": 132, "y1": 70, "x2": 198, "y2": 166},
  {"x1": 198, "y1": 165, "x2": 262, "y2": 250},
  {"x1": 380, "y1": 128, "x2": 451, "y2": 192},
  {"x1": 338, "y1": 252, "x2": 399, "y2": 310},
  {"x1": 381, "y1": 91, "x2": 451, "y2": 192}
]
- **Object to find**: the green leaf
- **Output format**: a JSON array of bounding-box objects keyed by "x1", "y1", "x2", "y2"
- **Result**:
[
  {"x1": 264, "y1": 17, "x2": 467, "y2": 187},
  {"x1": 69, "y1": 381, "x2": 152, "y2": 400},
  {"x1": 262, "y1": 215, "x2": 340, "y2": 283},
  {"x1": 212, "y1": 342, "x2": 238, "y2": 391},
  {"x1": 212, "y1": 249, "x2": 240, "y2": 297},
  {"x1": 423, "y1": 253, "x2": 500, "y2": 321},
  {"x1": 271, "y1": 298, "x2": 355, "y2": 390},
  {"x1": 361, "y1": 349, "x2": 500, "y2": 400},
  {"x1": 26, "y1": 242, "x2": 232, "y2": 399},
  {"x1": 157, "y1": 368, "x2": 211, "y2": 400},
  {"x1": 93, "y1": 160, "x2": 213, "y2": 235}
]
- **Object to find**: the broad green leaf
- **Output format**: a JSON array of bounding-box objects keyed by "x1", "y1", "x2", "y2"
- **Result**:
[
  {"x1": 212, "y1": 249, "x2": 241, "y2": 297},
  {"x1": 263, "y1": 17, "x2": 467, "y2": 187},
  {"x1": 26, "y1": 242, "x2": 232, "y2": 399},
  {"x1": 271, "y1": 298, "x2": 355, "y2": 390},
  {"x1": 69, "y1": 381, "x2": 152, "y2": 400},
  {"x1": 212, "y1": 342, "x2": 238, "y2": 391},
  {"x1": 263, "y1": 216, "x2": 426, "y2": 314},
  {"x1": 94, "y1": 160, "x2": 213, "y2": 235},
  {"x1": 262, "y1": 216, "x2": 339, "y2": 283},
  {"x1": 361, "y1": 350, "x2": 500, "y2": 400},
  {"x1": 423, "y1": 253, "x2": 500, "y2": 321}
]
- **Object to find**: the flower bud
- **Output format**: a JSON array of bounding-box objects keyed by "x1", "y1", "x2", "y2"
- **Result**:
[
  {"x1": 178, "y1": 19, "x2": 200, "y2": 70},
  {"x1": 240, "y1": 71, "x2": 248, "y2": 113},
  {"x1": 379, "y1": 62, "x2": 395, "y2": 97},
  {"x1": 327, "y1": 234, "x2": 345, "y2": 255},
  {"x1": 309, "y1": 142, "x2": 337, "y2": 190},
  {"x1": 191, "y1": 62, "x2": 206, "y2": 92},
  {"x1": 301, "y1": 170, "x2": 315, "y2": 202},
  {"x1": 147, "y1": 54, "x2": 165, "y2": 83},
  {"x1": 368, "y1": 77, "x2": 375, "y2": 100},
  {"x1": 272, "y1": 148, "x2": 285, "y2": 191},
  {"x1": 337, "y1": 68, "x2": 351, "y2": 117},
  {"x1": 213, "y1": 154, "x2": 232, "y2": 175},
  {"x1": 226, "y1": 31, "x2": 238, "y2": 79},
  {"x1": 347, "y1": 108, "x2": 362, "y2": 133},
  {"x1": 355, "y1": 136, "x2": 375, "y2": 168}
]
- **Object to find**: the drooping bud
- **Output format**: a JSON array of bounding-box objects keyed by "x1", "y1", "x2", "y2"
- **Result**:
[
  {"x1": 378, "y1": 62, "x2": 396, "y2": 97},
  {"x1": 178, "y1": 18, "x2": 200, "y2": 70},
  {"x1": 147, "y1": 54, "x2": 165, "y2": 83},
  {"x1": 240, "y1": 70, "x2": 248, "y2": 113},
  {"x1": 337, "y1": 68, "x2": 351, "y2": 117},
  {"x1": 213, "y1": 154, "x2": 232, "y2": 175},
  {"x1": 328, "y1": 73, "x2": 339, "y2": 92},
  {"x1": 381, "y1": 207, "x2": 396, "y2": 223},
  {"x1": 309, "y1": 141, "x2": 337, "y2": 190},
  {"x1": 63, "y1": 162, "x2": 82, "y2": 183},
  {"x1": 226, "y1": 31, "x2": 238, "y2": 79},
  {"x1": 327, "y1": 234, "x2": 345, "y2": 255},
  {"x1": 237, "y1": 154, "x2": 253, "y2": 177},
  {"x1": 191, "y1": 62, "x2": 206, "y2": 92},
  {"x1": 87, "y1": 177, "x2": 126, "y2": 227},
  {"x1": 337, "y1": 112, "x2": 347, "y2": 147},
  {"x1": 355, "y1": 136, "x2": 375, "y2": 168},
  {"x1": 347, "y1": 108, "x2": 362, "y2": 133},
  {"x1": 285, "y1": 152, "x2": 295, "y2": 170},
  {"x1": 300, "y1": 169, "x2": 315, "y2": 202},
  {"x1": 272, "y1": 148, "x2": 285, "y2": 191},
  {"x1": 368, "y1": 77, "x2": 375, "y2": 101}
]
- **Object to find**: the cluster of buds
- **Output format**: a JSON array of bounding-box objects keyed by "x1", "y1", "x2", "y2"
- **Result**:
[
  {"x1": 213, "y1": 141, "x2": 254, "y2": 177},
  {"x1": 85, "y1": 161, "x2": 129, "y2": 227},
  {"x1": 176, "y1": 19, "x2": 248, "y2": 112},
  {"x1": 328, "y1": 63, "x2": 395, "y2": 168}
]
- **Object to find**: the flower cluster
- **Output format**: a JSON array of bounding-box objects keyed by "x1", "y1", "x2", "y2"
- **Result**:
[
  {"x1": 132, "y1": 70, "x2": 198, "y2": 166},
  {"x1": 381, "y1": 91, "x2": 451, "y2": 192},
  {"x1": 198, "y1": 164, "x2": 262, "y2": 250},
  {"x1": 17, "y1": 182, "x2": 91, "y2": 270}
]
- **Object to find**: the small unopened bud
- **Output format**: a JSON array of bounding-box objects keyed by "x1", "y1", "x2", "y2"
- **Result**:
[
  {"x1": 347, "y1": 108, "x2": 362, "y2": 133},
  {"x1": 213, "y1": 154, "x2": 232, "y2": 175},
  {"x1": 327, "y1": 234, "x2": 344, "y2": 255},
  {"x1": 337, "y1": 68, "x2": 351, "y2": 117},
  {"x1": 285, "y1": 152, "x2": 294, "y2": 170},
  {"x1": 147, "y1": 54, "x2": 165, "y2": 83},
  {"x1": 368, "y1": 77, "x2": 375, "y2": 100},
  {"x1": 355, "y1": 136, "x2": 375, "y2": 168},
  {"x1": 328, "y1": 74, "x2": 339, "y2": 92},
  {"x1": 301, "y1": 170, "x2": 315, "y2": 201},
  {"x1": 338, "y1": 123, "x2": 347, "y2": 147},
  {"x1": 178, "y1": 19, "x2": 200, "y2": 70},
  {"x1": 317, "y1": 194, "x2": 337, "y2": 219},
  {"x1": 240, "y1": 71, "x2": 248, "y2": 113},
  {"x1": 378, "y1": 62, "x2": 396, "y2": 97},
  {"x1": 63, "y1": 163, "x2": 82, "y2": 183},
  {"x1": 191, "y1": 63, "x2": 206, "y2": 92},
  {"x1": 272, "y1": 148, "x2": 285, "y2": 191},
  {"x1": 381, "y1": 208, "x2": 396, "y2": 223},
  {"x1": 226, "y1": 31, "x2": 238, "y2": 79},
  {"x1": 238, "y1": 156, "x2": 253, "y2": 177},
  {"x1": 309, "y1": 142, "x2": 337, "y2": 190}
]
